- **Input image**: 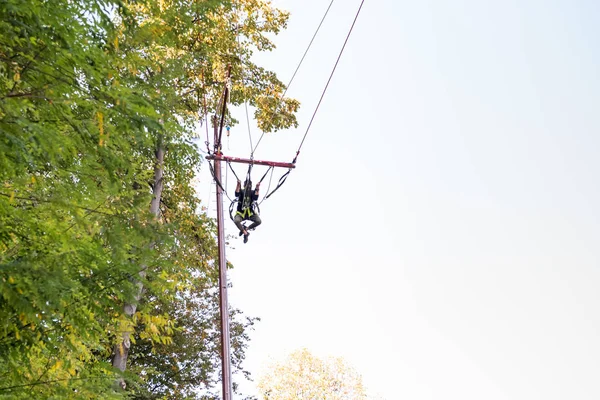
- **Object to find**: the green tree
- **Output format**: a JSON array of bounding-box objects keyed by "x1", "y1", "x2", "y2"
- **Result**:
[
  {"x1": 125, "y1": 188, "x2": 258, "y2": 399},
  {"x1": 106, "y1": 0, "x2": 299, "y2": 389},
  {"x1": 0, "y1": 0, "x2": 298, "y2": 397},
  {"x1": 257, "y1": 349, "x2": 367, "y2": 400},
  {"x1": 0, "y1": 0, "x2": 152, "y2": 397}
]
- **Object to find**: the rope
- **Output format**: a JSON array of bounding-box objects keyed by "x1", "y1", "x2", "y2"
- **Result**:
[
  {"x1": 296, "y1": 0, "x2": 366, "y2": 160},
  {"x1": 207, "y1": 172, "x2": 214, "y2": 215},
  {"x1": 228, "y1": 199, "x2": 237, "y2": 222},
  {"x1": 225, "y1": 157, "x2": 228, "y2": 192},
  {"x1": 257, "y1": 166, "x2": 273, "y2": 185},
  {"x1": 208, "y1": 161, "x2": 233, "y2": 202},
  {"x1": 251, "y1": 0, "x2": 336, "y2": 157},
  {"x1": 245, "y1": 101, "x2": 253, "y2": 154},
  {"x1": 236, "y1": 28, "x2": 255, "y2": 158},
  {"x1": 258, "y1": 167, "x2": 275, "y2": 206},
  {"x1": 236, "y1": 162, "x2": 254, "y2": 213},
  {"x1": 216, "y1": 67, "x2": 232, "y2": 152},
  {"x1": 261, "y1": 0, "x2": 366, "y2": 202},
  {"x1": 202, "y1": 74, "x2": 211, "y2": 155},
  {"x1": 245, "y1": 163, "x2": 253, "y2": 182},
  {"x1": 216, "y1": 82, "x2": 229, "y2": 153},
  {"x1": 227, "y1": 161, "x2": 241, "y2": 182},
  {"x1": 264, "y1": 169, "x2": 292, "y2": 200}
]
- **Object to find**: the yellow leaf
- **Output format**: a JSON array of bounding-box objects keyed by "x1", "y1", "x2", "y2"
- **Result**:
[
  {"x1": 97, "y1": 111, "x2": 104, "y2": 146},
  {"x1": 9, "y1": 191, "x2": 14, "y2": 203},
  {"x1": 50, "y1": 360, "x2": 63, "y2": 373},
  {"x1": 8, "y1": 276, "x2": 15, "y2": 284},
  {"x1": 13, "y1": 72, "x2": 20, "y2": 82}
]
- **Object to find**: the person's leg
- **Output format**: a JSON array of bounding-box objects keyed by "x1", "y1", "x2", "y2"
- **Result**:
[
  {"x1": 234, "y1": 214, "x2": 247, "y2": 234},
  {"x1": 246, "y1": 214, "x2": 262, "y2": 230}
]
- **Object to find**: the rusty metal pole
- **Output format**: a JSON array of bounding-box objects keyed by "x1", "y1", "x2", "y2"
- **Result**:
[{"x1": 213, "y1": 116, "x2": 233, "y2": 400}]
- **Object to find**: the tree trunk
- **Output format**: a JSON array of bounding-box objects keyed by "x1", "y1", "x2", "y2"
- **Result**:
[{"x1": 112, "y1": 143, "x2": 165, "y2": 389}]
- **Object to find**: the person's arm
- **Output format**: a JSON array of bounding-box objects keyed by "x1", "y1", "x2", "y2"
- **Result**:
[
  {"x1": 235, "y1": 180, "x2": 241, "y2": 196},
  {"x1": 253, "y1": 183, "x2": 260, "y2": 199}
]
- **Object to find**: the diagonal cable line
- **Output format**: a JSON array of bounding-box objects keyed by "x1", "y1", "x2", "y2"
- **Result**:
[
  {"x1": 251, "y1": 0, "x2": 336, "y2": 157},
  {"x1": 296, "y1": 0, "x2": 366, "y2": 157}
]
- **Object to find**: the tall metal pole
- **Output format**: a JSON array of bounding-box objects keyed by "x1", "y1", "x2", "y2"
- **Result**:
[{"x1": 213, "y1": 116, "x2": 233, "y2": 400}]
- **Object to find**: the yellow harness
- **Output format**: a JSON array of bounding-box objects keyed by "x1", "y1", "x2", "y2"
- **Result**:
[{"x1": 236, "y1": 207, "x2": 254, "y2": 219}]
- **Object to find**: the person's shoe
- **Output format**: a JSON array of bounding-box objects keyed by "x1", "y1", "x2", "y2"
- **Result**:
[
  {"x1": 239, "y1": 230, "x2": 244, "y2": 236},
  {"x1": 243, "y1": 232, "x2": 249, "y2": 243}
]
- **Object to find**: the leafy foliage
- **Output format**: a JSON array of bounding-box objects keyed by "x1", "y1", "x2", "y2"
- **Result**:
[
  {"x1": 0, "y1": 0, "x2": 297, "y2": 397},
  {"x1": 257, "y1": 349, "x2": 367, "y2": 400}
]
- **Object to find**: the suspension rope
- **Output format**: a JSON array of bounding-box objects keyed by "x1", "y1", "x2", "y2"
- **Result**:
[
  {"x1": 216, "y1": 67, "x2": 232, "y2": 153},
  {"x1": 260, "y1": 0, "x2": 365, "y2": 202},
  {"x1": 208, "y1": 161, "x2": 233, "y2": 202},
  {"x1": 202, "y1": 73, "x2": 211, "y2": 154},
  {"x1": 259, "y1": 167, "x2": 275, "y2": 206},
  {"x1": 237, "y1": 162, "x2": 255, "y2": 212},
  {"x1": 225, "y1": 156, "x2": 229, "y2": 192},
  {"x1": 245, "y1": 101, "x2": 254, "y2": 154},
  {"x1": 296, "y1": 0, "x2": 366, "y2": 161},
  {"x1": 227, "y1": 161, "x2": 241, "y2": 182},
  {"x1": 251, "y1": 0, "x2": 336, "y2": 157},
  {"x1": 245, "y1": 163, "x2": 253, "y2": 182},
  {"x1": 207, "y1": 172, "x2": 214, "y2": 215},
  {"x1": 257, "y1": 166, "x2": 273, "y2": 185},
  {"x1": 264, "y1": 169, "x2": 292, "y2": 200},
  {"x1": 235, "y1": 27, "x2": 255, "y2": 158}
]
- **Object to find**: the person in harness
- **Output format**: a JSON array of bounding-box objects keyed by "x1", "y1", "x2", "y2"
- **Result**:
[{"x1": 234, "y1": 179, "x2": 261, "y2": 243}]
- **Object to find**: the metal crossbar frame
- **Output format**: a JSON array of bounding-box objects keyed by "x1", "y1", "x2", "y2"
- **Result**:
[{"x1": 206, "y1": 154, "x2": 296, "y2": 169}]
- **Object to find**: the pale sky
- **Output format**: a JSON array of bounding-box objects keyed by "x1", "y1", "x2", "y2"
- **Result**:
[{"x1": 196, "y1": 1, "x2": 600, "y2": 399}]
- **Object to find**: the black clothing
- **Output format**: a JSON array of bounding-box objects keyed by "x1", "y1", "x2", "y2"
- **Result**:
[{"x1": 235, "y1": 187, "x2": 259, "y2": 216}]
